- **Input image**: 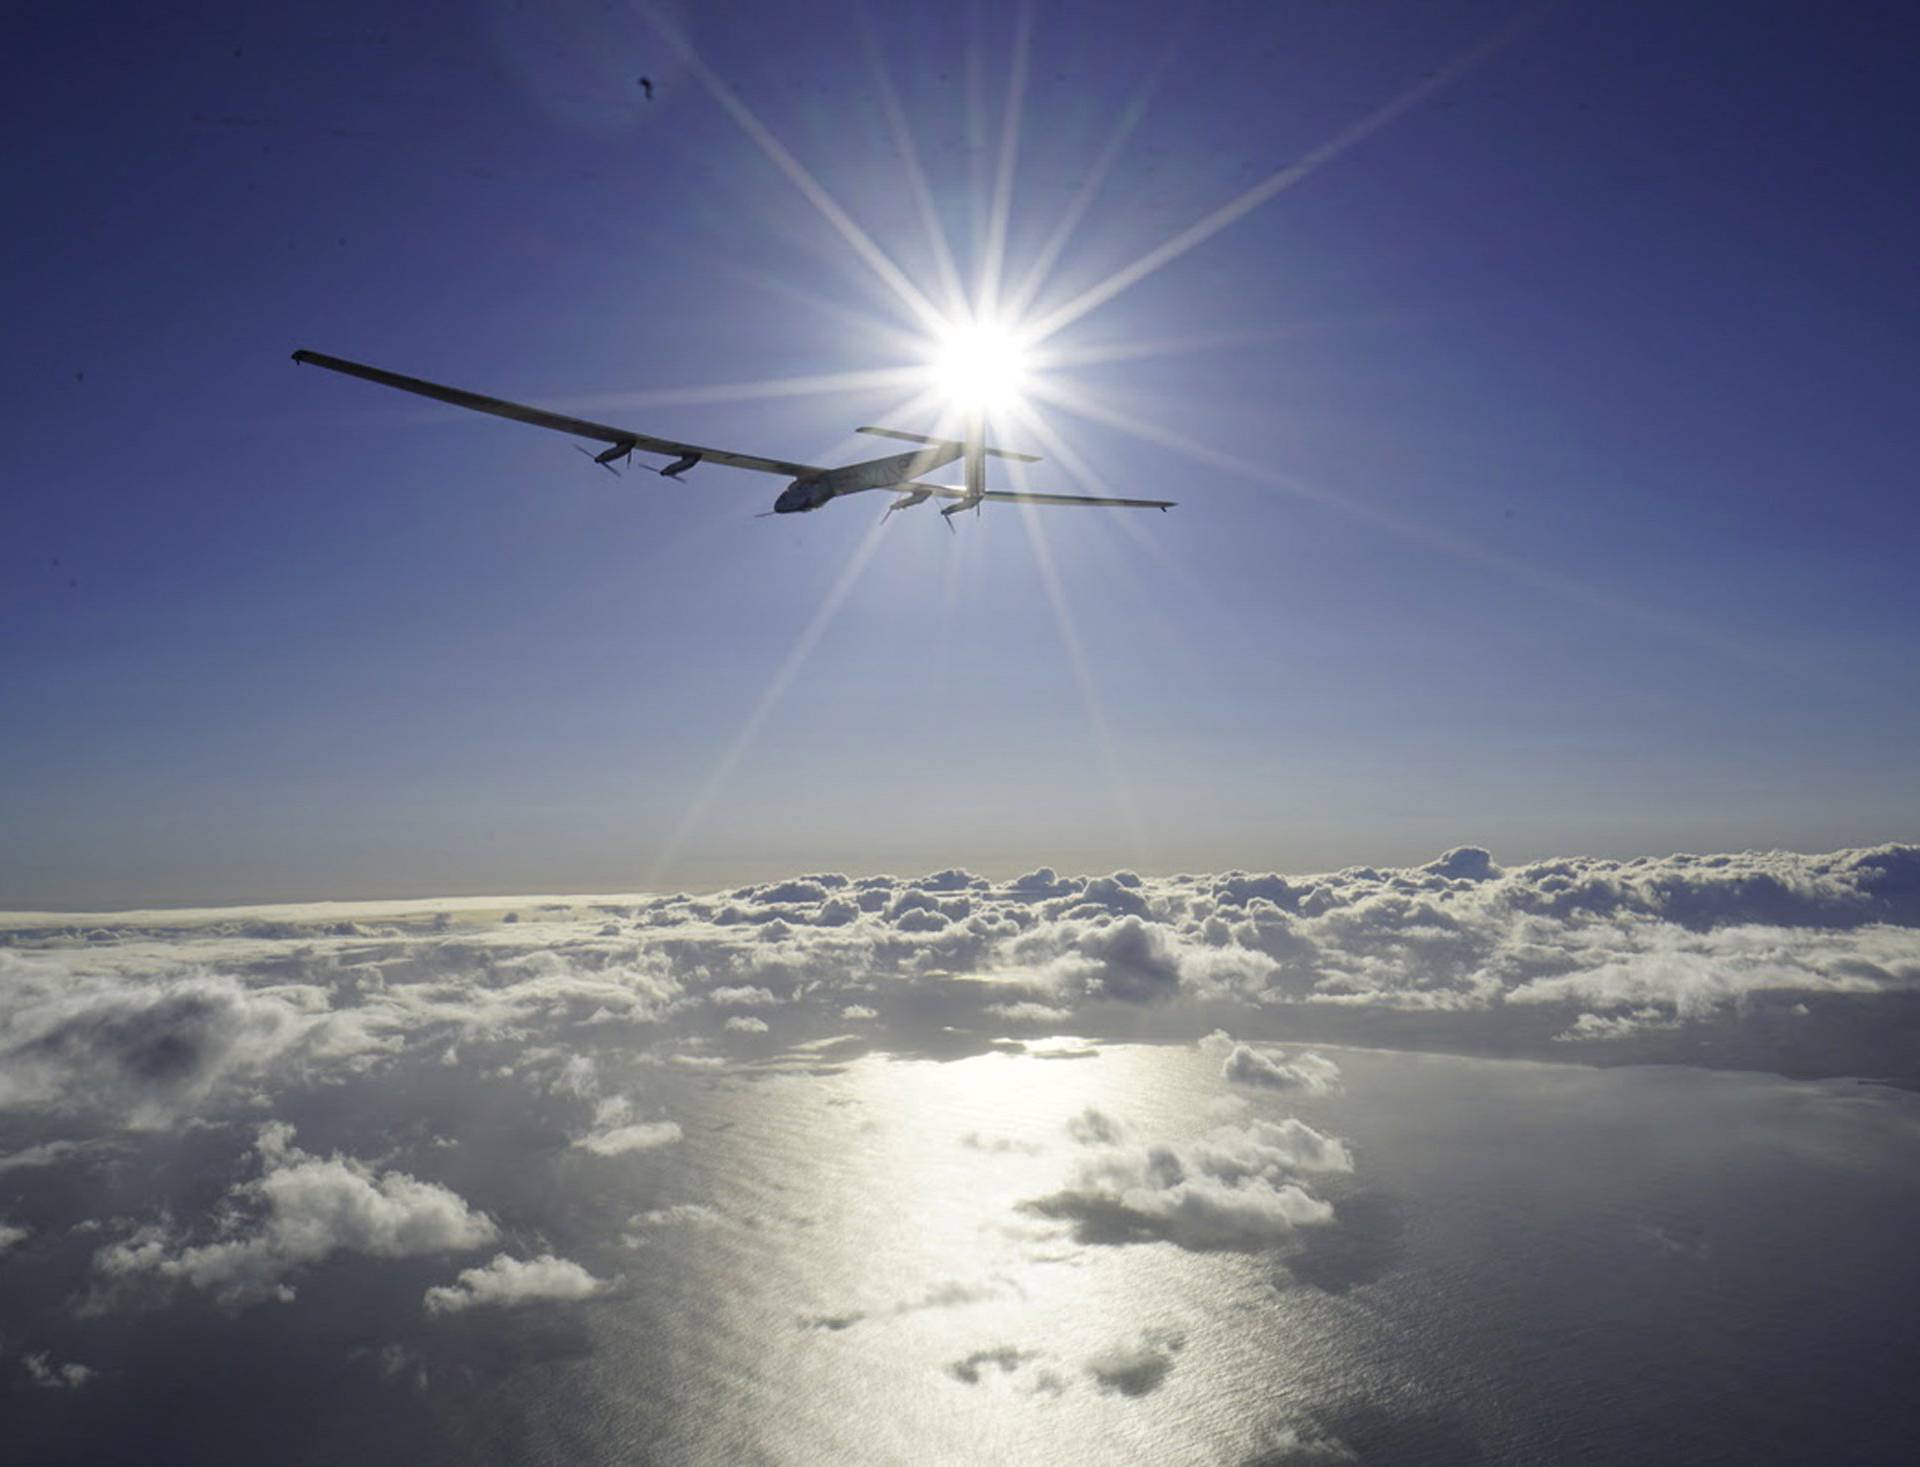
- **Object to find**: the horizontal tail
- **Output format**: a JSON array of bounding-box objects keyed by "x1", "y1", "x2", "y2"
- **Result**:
[{"x1": 855, "y1": 426, "x2": 1040, "y2": 463}]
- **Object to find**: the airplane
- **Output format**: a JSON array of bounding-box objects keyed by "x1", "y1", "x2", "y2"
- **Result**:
[{"x1": 291, "y1": 350, "x2": 1175, "y2": 525}]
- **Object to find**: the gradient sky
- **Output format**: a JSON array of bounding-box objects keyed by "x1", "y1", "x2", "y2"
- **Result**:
[{"x1": 4, "y1": 0, "x2": 1917, "y2": 908}]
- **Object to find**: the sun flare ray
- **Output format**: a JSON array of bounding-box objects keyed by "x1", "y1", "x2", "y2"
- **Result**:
[
  {"x1": 975, "y1": 0, "x2": 1035, "y2": 318},
  {"x1": 1005, "y1": 400, "x2": 1206, "y2": 591},
  {"x1": 1025, "y1": 9, "x2": 1544, "y2": 344},
  {"x1": 860, "y1": 18, "x2": 970, "y2": 322},
  {"x1": 1003, "y1": 39, "x2": 1180, "y2": 321},
  {"x1": 644, "y1": 8, "x2": 948, "y2": 337},
  {"x1": 1029, "y1": 376, "x2": 1763, "y2": 664},
  {"x1": 571, "y1": 366, "x2": 929, "y2": 414}
]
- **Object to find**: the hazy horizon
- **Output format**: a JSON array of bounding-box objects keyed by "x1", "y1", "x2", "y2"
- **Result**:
[{"x1": 4, "y1": 833, "x2": 1916, "y2": 919}]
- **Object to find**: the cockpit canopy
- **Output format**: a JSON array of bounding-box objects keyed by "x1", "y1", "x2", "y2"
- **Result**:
[{"x1": 776, "y1": 477, "x2": 831, "y2": 514}]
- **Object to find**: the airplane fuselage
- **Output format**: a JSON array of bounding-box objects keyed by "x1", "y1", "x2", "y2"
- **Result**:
[{"x1": 774, "y1": 442, "x2": 963, "y2": 513}]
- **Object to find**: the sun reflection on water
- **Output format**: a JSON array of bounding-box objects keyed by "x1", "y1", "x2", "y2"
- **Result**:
[
  {"x1": 582, "y1": 1042, "x2": 1371, "y2": 1463},
  {"x1": 545, "y1": 1039, "x2": 1920, "y2": 1464}
]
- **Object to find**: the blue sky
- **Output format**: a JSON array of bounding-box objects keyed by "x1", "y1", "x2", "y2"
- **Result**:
[{"x1": 4, "y1": 0, "x2": 1917, "y2": 907}]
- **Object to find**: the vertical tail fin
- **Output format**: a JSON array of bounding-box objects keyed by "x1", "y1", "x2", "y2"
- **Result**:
[{"x1": 965, "y1": 411, "x2": 986, "y2": 501}]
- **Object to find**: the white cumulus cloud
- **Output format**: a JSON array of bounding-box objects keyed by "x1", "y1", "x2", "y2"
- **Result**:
[
  {"x1": 1200, "y1": 1031, "x2": 1343, "y2": 1093},
  {"x1": 1023, "y1": 1113, "x2": 1349, "y2": 1252},
  {"x1": 423, "y1": 1252, "x2": 607, "y2": 1314},
  {"x1": 572, "y1": 1097, "x2": 683, "y2": 1156},
  {"x1": 92, "y1": 1122, "x2": 496, "y2": 1306},
  {"x1": 709, "y1": 985, "x2": 778, "y2": 1007}
]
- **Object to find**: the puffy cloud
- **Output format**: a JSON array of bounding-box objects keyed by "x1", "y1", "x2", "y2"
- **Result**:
[
  {"x1": 1066, "y1": 877, "x2": 1152, "y2": 920},
  {"x1": 1077, "y1": 918, "x2": 1180, "y2": 1001},
  {"x1": 1502, "y1": 923, "x2": 1895, "y2": 1018},
  {"x1": 724, "y1": 1015, "x2": 769, "y2": 1034},
  {"x1": 1554, "y1": 1008, "x2": 1680, "y2": 1042},
  {"x1": 1224, "y1": 1047, "x2": 1342, "y2": 1093},
  {"x1": 620, "y1": 1201, "x2": 722, "y2": 1247},
  {"x1": 1424, "y1": 847, "x2": 1500, "y2": 882},
  {"x1": 0, "y1": 1140, "x2": 101, "y2": 1174},
  {"x1": 989, "y1": 1000, "x2": 1072, "y2": 1023},
  {"x1": 1195, "y1": 1117, "x2": 1354, "y2": 1177},
  {"x1": 747, "y1": 879, "x2": 839, "y2": 905},
  {"x1": 1023, "y1": 1114, "x2": 1347, "y2": 1251},
  {"x1": 551, "y1": 1053, "x2": 602, "y2": 1099},
  {"x1": 0, "y1": 1220, "x2": 29, "y2": 1253},
  {"x1": 915, "y1": 869, "x2": 985, "y2": 893},
  {"x1": 1086, "y1": 1327, "x2": 1185, "y2": 1396},
  {"x1": 0, "y1": 920, "x2": 686, "y2": 1132},
  {"x1": 575, "y1": 1121, "x2": 683, "y2": 1155},
  {"x1": 1009, "y1": 868, "x2": 1078, "y2": 898},
  {"x1": 22, "y1": 1353, "x2": 95, "y2": 1389},
  {"x1": 422, "y1": 1252, "x2": 607, "y2": 1314},
  {"x1": 840, "y1": 1004, "x2": 877, "y2": 1020},
  {"x1": 573, "y1": 1098, "x2": 682, "y2": 1156},
  {"x1": 1201, "y1": 1031, "x2": 1343, "y2": 1094},
  {"x1": 92, "y1": 1123, "x2": 496, "y2": 1306},
  {"x1": 0, "y1": 964, "x2": 328, "y2": 1127},
  {"x1": 709, "y1": 986, "x2": 778, "y2": 1007}
]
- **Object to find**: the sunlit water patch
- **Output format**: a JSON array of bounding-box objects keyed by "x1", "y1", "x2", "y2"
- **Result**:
[{"x1": 439, "y1": 1047, "x2": 1920, "y2": 1462}]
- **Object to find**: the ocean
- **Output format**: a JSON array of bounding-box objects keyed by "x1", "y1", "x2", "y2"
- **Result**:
[{"x1": 23, "y1": 1041, "x2": 1913, "y2": 1464}]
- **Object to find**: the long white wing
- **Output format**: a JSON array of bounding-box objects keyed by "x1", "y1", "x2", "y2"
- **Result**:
[
  {"x1": 898, "y1": 480, "x2": 1175, "y2": 511},
  {"x1": 292, "y1": 350, "x2": 824, "y2": 478}
]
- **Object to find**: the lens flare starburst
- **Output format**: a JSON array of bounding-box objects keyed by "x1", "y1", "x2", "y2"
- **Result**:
[
  {"x1": 637, "y1": 3, "x2": 1543, "y2": 884},
  {"x1": 929, "y1": 319, "x2": 1030, "y2": 416}
]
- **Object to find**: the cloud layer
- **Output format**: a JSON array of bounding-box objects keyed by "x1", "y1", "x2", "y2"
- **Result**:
[{"x1": 8, "y1": 844, "x2": 1912, "y2": 1123}]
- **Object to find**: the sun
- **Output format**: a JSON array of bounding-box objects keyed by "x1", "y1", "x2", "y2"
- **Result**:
[{"x1": 929, "y1": 318, "x2": 1030, "y2": 415}]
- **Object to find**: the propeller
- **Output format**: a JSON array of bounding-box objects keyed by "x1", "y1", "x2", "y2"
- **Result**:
[
  {"x1": 941, "y1": 497, "x2": 983, "y2": 530},
  {"x1": 573, "y1": 443, "x2": 622, "y2": 477}
]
